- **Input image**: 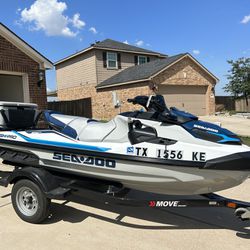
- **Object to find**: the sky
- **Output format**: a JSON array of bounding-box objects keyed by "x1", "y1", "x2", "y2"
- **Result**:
[{"x1": 0, "y1": 0, "x2": 250, "y2": 95}]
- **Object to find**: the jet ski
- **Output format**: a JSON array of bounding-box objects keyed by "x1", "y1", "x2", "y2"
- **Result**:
[{"x1": 0, "y1": 95, "x2": 249, "y2": 196}]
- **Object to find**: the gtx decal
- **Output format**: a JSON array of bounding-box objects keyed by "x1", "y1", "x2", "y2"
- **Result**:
[{"x1": 53, "y1": 152, "x2": 116, "y2": 168}]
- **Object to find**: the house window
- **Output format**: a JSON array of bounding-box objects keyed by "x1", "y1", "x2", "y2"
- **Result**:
[
  {"x1": 138, "y1": 56, "x2": 147, "y2": 65},
  {"x1": 107, "y1": 52, "x2": 118, "y2": 69}
]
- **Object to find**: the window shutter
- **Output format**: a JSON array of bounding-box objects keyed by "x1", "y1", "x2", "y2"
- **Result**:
[
  {"x1": 117, "y1": 53, "x2": 121, "y2": 69},
  {"x1": 103, "y1": 52, "x2": 107, "y2": 68},
  {"x1": 147, "y1": 57, "x2": 150, "y2": 63},
  {"x1": 134, "y1": 56, "x2": 138, "y2": 65}
]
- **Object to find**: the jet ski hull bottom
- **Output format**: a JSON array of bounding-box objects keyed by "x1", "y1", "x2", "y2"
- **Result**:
[
  {"x1": 41, "y1": 157, "x2": 249, "y2": 195},
  {"x1": 121, "y1": 168, "x2": 249, "y2": 195}
]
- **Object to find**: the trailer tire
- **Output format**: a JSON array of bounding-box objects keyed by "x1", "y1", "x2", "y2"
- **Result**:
[{"x1": 11, "y1": 179, "x2": 51, "y2": 224}]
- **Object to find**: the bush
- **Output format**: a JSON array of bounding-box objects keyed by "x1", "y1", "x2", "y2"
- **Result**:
[{"x1": 228, "y1": 110, "x2": 237, "y2": 116}]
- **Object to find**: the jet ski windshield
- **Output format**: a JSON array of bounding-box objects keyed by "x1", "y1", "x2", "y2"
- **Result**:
[
  {"x1": 128, "y1": 95, "x2": 169, "y2": 113},
  {"x1": 125, "y1": 95, "x2": 196, "y2": 124}
]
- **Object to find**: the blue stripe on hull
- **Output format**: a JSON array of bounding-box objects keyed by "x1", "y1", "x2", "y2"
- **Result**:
[{"x1": 12, "y1": 131, "x2": 111, "y2": 152}]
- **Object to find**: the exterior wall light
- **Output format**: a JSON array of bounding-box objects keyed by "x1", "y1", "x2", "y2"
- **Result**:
[{"x1": 37, "y1": 71, "x2": 44, "y2": 87}]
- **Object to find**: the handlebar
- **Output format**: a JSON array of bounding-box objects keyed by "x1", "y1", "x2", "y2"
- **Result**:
[
  {"x1": 127, "y1": 95, "x2": 169, "y2": 113},
  {"x1": 127, "y1": 98, "x2": 135, "y2": 103}
]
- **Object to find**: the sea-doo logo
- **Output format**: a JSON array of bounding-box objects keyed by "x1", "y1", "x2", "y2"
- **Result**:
[
  {"x1": 149, "y1": 200, "x2": 181, "y2": 207},
  {"x1": 193, "y1": 124, "x2": 218, "y2": 133},
  {"x1": 53, "y1": 152, "x2": 116, "y2": 168},
  {"x1": 0, "y1": 134, "x2": 17, "y2": 139}
]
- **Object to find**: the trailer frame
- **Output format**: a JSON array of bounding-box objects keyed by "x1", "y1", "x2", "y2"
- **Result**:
[{"x1": 1, "y1": 165, "x2": 250, "y2": 223}]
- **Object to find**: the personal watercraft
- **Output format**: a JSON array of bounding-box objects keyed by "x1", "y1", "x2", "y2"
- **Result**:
[{"x1": 0, "y1": 96, "x2": 249, "y2": 196}]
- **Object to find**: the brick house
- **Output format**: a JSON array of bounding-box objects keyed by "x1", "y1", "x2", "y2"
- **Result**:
[
  {"x1": 0, "y1": 23, "x2": 53, "y2": 109},
  {"x1": 55, "y1": 39, "x2": 218, "y2": 119}
]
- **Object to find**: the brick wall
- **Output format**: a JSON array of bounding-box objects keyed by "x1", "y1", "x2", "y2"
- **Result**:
[
  {"x1": 58, "y1": 82, "x2": 153, "y2": 120},
  {"x1": 0, "y1": 35, "x2": 47, "y2": 109}
]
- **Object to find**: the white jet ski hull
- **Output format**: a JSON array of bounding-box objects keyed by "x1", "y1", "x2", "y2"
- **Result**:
[{"x1": 0, "y1": 129, "x2": 249, "y2": 195}]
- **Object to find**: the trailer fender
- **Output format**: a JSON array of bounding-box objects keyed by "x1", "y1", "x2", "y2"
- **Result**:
[{"x1": 8, "y1": 167, "x2": 60, "y2": 193}]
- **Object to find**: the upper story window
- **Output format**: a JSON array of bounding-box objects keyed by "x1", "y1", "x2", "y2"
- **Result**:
[
  {"x1": 107, "y1": 52, "x2": 118, "y2": 69},
  {"x1": 135, "y1": 55, "x2": 150, "y2": 65},
  {"x1": 138, "y1": 55, "x2": 147, "y2": 65}
]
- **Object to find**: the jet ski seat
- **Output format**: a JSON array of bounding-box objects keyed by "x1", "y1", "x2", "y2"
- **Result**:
[
  {"x1": 44, "y1": 111, "x2": 120, "y2": 142},
  {"x1": 78, "y1": 119, "x2": 116, "y2": 142}
]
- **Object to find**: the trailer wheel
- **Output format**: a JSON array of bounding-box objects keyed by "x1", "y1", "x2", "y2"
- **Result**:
[{"x1": 11, "y1": 179, "x2": 51, "y2": 224}]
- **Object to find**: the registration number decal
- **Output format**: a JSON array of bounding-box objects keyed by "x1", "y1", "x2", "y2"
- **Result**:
[{"x1": 156, "y1": 149, "x2": 183, "y2": 160}]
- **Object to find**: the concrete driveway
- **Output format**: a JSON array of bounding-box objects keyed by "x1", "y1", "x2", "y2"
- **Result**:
[
  {"x1": 200, "y1": 116, "x2": 250, "y2": 137},
  {"x1": 0, "y1": 165, "x2": 250, "y2": 250}
]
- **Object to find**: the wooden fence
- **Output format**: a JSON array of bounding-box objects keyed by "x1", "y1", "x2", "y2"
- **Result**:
[
  {"x1": 48, "y1": 97, "x2": 92, "y2": 118},
  {"x1": 235, "y1": 98, "x2": 250, "y2": 112},
  {"x1": 215, "y1": 96, "x2": 235, "y2": 111},
  {"x1": 215, "y1": 96, "x2": 250, "y2": 112}
]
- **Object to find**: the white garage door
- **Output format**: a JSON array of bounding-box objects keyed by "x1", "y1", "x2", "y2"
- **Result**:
[
  {"x1": 0, "y1": 74, "x2": 24, "y2": 102},
  {"x1": 159, "y1": 85, "x2": 207, "y2": 116}
]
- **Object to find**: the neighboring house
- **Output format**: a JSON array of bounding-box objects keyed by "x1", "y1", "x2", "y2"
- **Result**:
[
  {"x1": 0, "y1": 23, "x2": 53, "y2": 109},
  {"x1": 55, "y1": 39, "x2": 218, "y2": 119}
]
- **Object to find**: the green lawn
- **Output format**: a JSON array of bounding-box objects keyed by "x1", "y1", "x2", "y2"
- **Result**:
[{"x1": 240, "y1": 137, "x2": 250, "y2": 146}]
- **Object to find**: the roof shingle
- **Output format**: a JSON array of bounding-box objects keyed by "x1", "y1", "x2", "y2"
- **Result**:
[
  {"x1": 54, "y1": 38, "x2": 166, "y2": 65},
  {"x1": 96, "y1": 53, "x2": 186, "y2": 89},
  {"x1": 93, "y1": 39, "x2": 166, "y2": 56}
]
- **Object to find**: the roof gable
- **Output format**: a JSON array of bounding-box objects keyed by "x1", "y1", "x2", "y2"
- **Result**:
[
  {"x1": 96, "y1": 53, "x2": 218, "y2": 89},
  {"x1": 0, "y1": 23, "x2": 53, "y2": 69}
]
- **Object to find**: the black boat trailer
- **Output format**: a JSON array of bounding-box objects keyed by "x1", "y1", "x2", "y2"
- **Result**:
[{"x1": 0, "y1": 166, "x2": 250, "y2": 224}]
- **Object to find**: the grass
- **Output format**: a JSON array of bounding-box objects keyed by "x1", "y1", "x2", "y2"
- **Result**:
[{"x1": 240, "y1": 137, "x2": 250, "y2": 146}]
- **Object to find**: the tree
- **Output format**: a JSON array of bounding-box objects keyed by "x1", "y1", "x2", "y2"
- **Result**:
[{"x1": 224, "y1": 57, "x2": 250, "y2": 105}]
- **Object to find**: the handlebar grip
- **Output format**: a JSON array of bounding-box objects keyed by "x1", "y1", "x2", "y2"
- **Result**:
[{"x1": 127, "y1": 99, "x2": 134, "y2": 103}]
